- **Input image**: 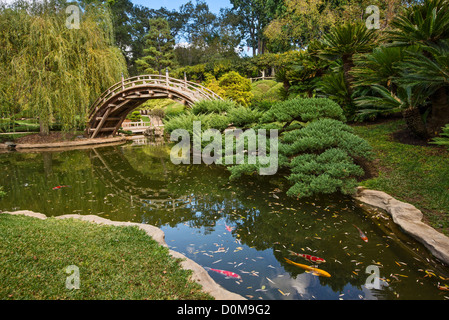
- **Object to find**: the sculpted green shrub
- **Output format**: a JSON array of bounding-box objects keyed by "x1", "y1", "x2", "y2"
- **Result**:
[
  {"x1": 281, "y1": 118, "x2": 372, "y2": 198},
  {"x1": 228, "y1": 106, "x2": 263, "y2": 128},
  {"x1": 227, "y1": 98, "x2": 372, "y2": 198},
  {"x1": 287, "y1": 148, "x2": 365, "y2": 198},
  {"x1": 261, "y1": 98, "x2": 346, "y2": 124},
  {"x1": 191, "y1": 99, "x2": 237, "y2": 115}
]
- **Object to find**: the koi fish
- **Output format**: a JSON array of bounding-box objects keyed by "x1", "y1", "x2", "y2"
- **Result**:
[
  {"x1": 204, "y1": 267, "x2": 241, "y2": 279},
  {"x1": 353, "y1": 224, "x2": 368, "y2": 242},
  {"x1": 225, "y1": 224, "x2": 233, "y2": 232},
  {"x1": 437, "y1": 283, "x2": 449, "y2": 291},
  {"x1": 288, "y1": 250, "x2": 326, "y2": 263},
  {"x1": 284, "y1": 258, "x2": 331, "y2": 278},
  {"x1": 52, "y1": 185, "x2": 71, "y2": 190}
]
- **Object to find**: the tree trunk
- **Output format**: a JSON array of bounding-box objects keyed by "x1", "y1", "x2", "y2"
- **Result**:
[
  {"x1": 402, "y1": 107, "x2": 428, "y2": 138},
  {"x1": 428, "y1": 86, "x2": 449, "y2": 135},
  {"x1": 341, "y1": 54, "x2": 355, "y2": 96},
  {"x1": 39, "y1": 118, "x2": 49, "y2": 136}
]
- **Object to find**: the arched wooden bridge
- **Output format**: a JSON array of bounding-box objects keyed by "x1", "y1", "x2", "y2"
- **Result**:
[{"x1": 87, "y1": 74, "x2": 223, "y2": 138}]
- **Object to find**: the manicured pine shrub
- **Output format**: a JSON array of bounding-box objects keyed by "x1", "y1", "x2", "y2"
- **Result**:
[{"x1": 227, "y1": 98, "x2": 372, "y2": 198}]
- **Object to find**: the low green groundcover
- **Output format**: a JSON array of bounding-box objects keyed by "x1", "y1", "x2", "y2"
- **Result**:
[{"x1": 0, "y1": 214, "x2": 213, "y2": 300}]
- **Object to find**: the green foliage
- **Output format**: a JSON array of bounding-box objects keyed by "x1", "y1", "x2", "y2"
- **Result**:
[
  {"x1": 351, "y1": 46, "x2": 414, "y2": 89},
  {"x1": 163, "y1": 112, "x2": 230, "y2": 134},
  {"x1": 280, "y1": 118, "x2": 371, "y2": 157},
  {"x1": 261, "y1": 98, "x2": 346, "y2": 124},
  {"x1": 317, "y1": 71, "x2": 354, "y2": 115},
  {"x1": 398, "y1": 41, "x2": 449, "y2": 91},
  {"x1": 387, "y1": 0, "x2": 449, "y2": 47},
  {"x1": 135, "y1": 18, "x2": 176, "y2": 75},
  {"x1": 165, "y1": 99, "x2": 242, "y2": 134},
  {"x1": 431, "y1": 124, "x2": 449, "y2": 150},
  {"x1": 227, "y1": 106, "x2": 263, "y2": 128},
  {"x1": 0, "y1": 2, "x2": 127, "y2": 134},
  {"x1": 0, "y1": 186, "x2": 5, "y2": 198},
  {"x1": 218, "y1": 71, "x2": 253, "y2": 107},
  {"x1": 319, "y1": 22, "x2": 378, "y2": 61},
  {"x1": 164, "y1": 113, "x2": 200, "y2": 134},
  {"x1": 282, "y1": 117, "x2": 372, "y2": 198},
  {"x1": 354, "y1": 84, "x2": 429, "y2": 121},
  {"x1": 251, "y1": 80, "x2": 283, "y2": 102},
  {"x1": 191, "y1": 99, "x2": 237, "y2": 115},
  {"x1": 126, "y1": 111, "x2": 142, "y2": 122},
  {"x1": 227, "y1": 98, "x2": 372, "y2": 198},
  {"x1": 286, "y1": 148, "x2": 364, "y2": 198},
  {"x1": 140, "y1": 99, "x2": 185, "y2": 118}
]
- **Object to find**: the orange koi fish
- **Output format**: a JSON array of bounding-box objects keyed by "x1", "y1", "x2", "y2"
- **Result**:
[
  {"x1": 284, "y1": 258, "x2": 331, "y2": 278},
  {"x1": 353, "y1": 224, "x2": 368, "y2": 242},
  {"x1": 204, "y1": 267, "x2": 241, "y2": 279},
  {"x1": 288, "y1": 250, "x2": 326, "y2": 263},
  {"x1": 225, "y1": 224, "x2": 234, "y2": 232},
  {"x1": 437, "y1": 283, "x2": 449, "y2": 291}
]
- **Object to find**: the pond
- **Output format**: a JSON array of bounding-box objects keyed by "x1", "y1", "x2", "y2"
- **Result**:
[{"x1": 1, "y1": 138, "x2": 448, "y2": 300}]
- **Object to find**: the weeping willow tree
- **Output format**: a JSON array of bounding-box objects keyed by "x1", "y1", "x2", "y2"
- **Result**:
[{"x1": 0, "y1": 1, "x2": 127, "y2": 134}]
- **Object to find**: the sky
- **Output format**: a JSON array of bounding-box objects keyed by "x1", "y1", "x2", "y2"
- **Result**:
[
  {"x1": 0, "y1": 0, "x2": 233, "y2": 13},
  {"x1": 130, "y1": 0, "x2": 232, "y2": 13}
]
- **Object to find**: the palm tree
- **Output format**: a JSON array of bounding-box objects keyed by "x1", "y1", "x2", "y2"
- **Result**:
[
  {"x1": 319, "y1": 22, "x2": 378, "y2": 95},
  {"x1": 387, "y1": 0, "x2": 449, "y2": 134},
  {"x1": 387, "y1": 0, "x2": 449, "y2": 48},
  {"x1": 351, "y1": 45, "x2": 416, "y2": 92},
  {"x1": 355, "y1": 84, "x2": 429, "y2": 137},
  {"x1": 399, "y1": 41, "x2": 449, "y2": 133}
]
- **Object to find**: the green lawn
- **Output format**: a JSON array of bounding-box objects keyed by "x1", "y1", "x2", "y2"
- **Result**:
[
  {"x1": 352, "y1": 119, "x2": 449, "y2": 234},
  {"x1": 0, "y1": 214, "x2": 213, "y2": 300}
]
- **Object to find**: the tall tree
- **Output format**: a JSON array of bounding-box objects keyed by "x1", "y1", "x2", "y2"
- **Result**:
[
  {"x1": 230, "y1": 0, "x2": 284, "y2": 56},
  {"x1": 135, "y1": 18, "x2": 176, "y2": 75},
  {"x1": 174, "y1": 2, "x2": 244, "y2": 66},
  {"x1": 179, "y1": 0, "x2": 218, "y2": 50},
  {"x1": 0, "y1": 1, "x2": 127, "y2": 135}
]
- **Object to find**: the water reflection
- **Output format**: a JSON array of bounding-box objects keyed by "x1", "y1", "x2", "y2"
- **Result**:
[{"x1": 0, "y1": 141, "x2": 448, "y2": 300}]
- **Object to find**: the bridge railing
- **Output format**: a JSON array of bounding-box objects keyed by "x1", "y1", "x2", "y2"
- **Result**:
[
  {"x1": 88, "y1": 74, "x2": 222, "y2": 119},
  {"x1": 121, "y1": 121, "x2": 152, "y2": 128},
  {"x1": 249, "y1": 76, "x2": 276, "y2": 83}
]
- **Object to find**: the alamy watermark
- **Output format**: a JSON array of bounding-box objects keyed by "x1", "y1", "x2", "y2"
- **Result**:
[
  {"x1": 65, "y1": 5, "x2": 80, "y2": 29},
  {"x1": 365, "y1": 5, "x2": 380, "y2": 30},
  {"x1": 169, "y1": 121, "x2": 279, "y2": 176},
  {"x1": 65, "y1": 265, "x2": 80, "y2": 290}
]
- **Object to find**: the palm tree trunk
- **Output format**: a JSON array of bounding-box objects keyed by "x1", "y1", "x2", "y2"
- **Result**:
[
  {"x1": 342, "y1": 54, "x2": 355, "y2": 96},
  {"x1": 428, "y1": 86, "x2": 449, "y2": 135},
  {"x1": 402, "y1": 107, "x2": 428, "y2": 138}
]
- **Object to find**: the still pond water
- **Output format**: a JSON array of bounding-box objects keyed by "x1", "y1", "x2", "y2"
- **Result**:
[{"x1": 1, "y1": 139, "x2": 448, "y2": 300}]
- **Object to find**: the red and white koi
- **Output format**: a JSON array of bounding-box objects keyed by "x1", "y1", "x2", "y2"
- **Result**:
[
  {"x1": 353, "y1": 224, "x2": 368, "y2": 242},
  {"x1": 288, "y1": 250, "x2": 326, "y2": 263},
  {"x1": 52, "y1": 185, "x2": 70, "y2": 190},
  {"x1": 204, "y1": 267, "x2": 241, "y2": 279}
]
